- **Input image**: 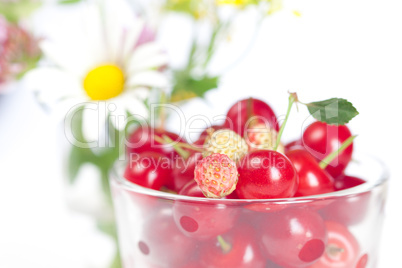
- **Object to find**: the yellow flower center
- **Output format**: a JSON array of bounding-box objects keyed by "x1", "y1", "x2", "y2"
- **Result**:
[{"x1": 83, "y1": 64, "x2": 125, "y2": 101}]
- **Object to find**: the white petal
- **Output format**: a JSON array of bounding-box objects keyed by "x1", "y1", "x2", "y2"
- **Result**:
[
  {"x1": 127, "y1": 43, "x2": 165, "y2": 73},
  {"x1": 103, "y1": 12, "x2": 123, "y2": 63},
  {"x1": 81, "y1": 3, "x2": 109, "y2": 65},
  {"x1": 130, "y1": 86, "x2": 150, "y2": 101},
  {"x1": 107, "y1": 101, "x2": 127, "y2": 131},
  {"x1": 125, "y1": 71, "x2": 169, "y2": 88},
  {"x1": 127, "y1": 53, "x2": 168, "y2": 73},
  {"x1": 40, "y1": 41, "x2": 89, "y2": 77},
  {"x1": 101, "y1": 0, "x2": 145, "y2": 63},
  {"x1": 24, "y1": 67, "x2": 83, "y2": 104},
  {"x1": 81, "y1": 101, "x2": 107, "y2": 148},
  {"x1": 121, "y1": 89, "x2": 149, "y2": 117},
  {"x1": 107, "y1": 89, "x2": 148, "y2": 131},
  {"x1": 121, "y1": 20, "x2": 145, "y2": 60}
]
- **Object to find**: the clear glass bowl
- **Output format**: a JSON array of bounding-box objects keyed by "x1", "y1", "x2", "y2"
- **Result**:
[{"x1": 110, "y1": 154, "x2": 388, "y2": 268}]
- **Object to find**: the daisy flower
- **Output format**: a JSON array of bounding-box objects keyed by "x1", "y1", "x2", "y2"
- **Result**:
[{"x1": 28, "y1": 0, "x2": 169, "y2": 141}]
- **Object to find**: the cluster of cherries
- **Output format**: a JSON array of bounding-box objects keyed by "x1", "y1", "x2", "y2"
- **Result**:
[{"x1": 123, "y1": 98, "x2": 370, "y2": 268}]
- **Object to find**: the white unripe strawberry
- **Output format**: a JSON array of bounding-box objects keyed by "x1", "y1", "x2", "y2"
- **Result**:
[
  {"x1": 246, "y1": 123, "x2": 284, "y2": 153},
  {"x1": 203, "y1": 129, "x2": 248, "y2": 162}
]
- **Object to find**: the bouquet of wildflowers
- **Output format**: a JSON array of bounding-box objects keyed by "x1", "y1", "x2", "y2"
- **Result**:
[{"x1": 28, "y1": 0, "x2": 284, "y2": 267}]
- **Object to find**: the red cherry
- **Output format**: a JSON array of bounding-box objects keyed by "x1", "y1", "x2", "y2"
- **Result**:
[
  {"x1": 193, "y1": 136, "x2": 206, "y2": 148},
  {"x1": 302, "y1": 122, "x2": 353, "y2": 178},
  {"x1": 242, "y1": 201, "x2": 289, "y2": 213},
  {"x1": 237, "y1": 150, "x2": 298, "y2": 199},
  {"x1": 334, "y1": 174, "x2": 366, "y2": 191},
  {"x1": 285, "y1": 139, "x2": 303, "y2": 153},
  {"x1": 124, "y1": 152, "x2": 172, "y2": 190},
  {"x1": 177, "y1": 180, "x2": 205, "y2": 198},
  {"x1": 319, "y1": 190, "x2": 370, "y2": 226},
  {"x1": 356, "y1": 254, "x2": 368, "y2": 268},
  {"x1": 173, "y1": 181, "x2": 240, "y2": 240},
  {"x1": 286, "y1": 149, "x2": 335, "y2": 197},
  {"x1": 319, "y1": 171, "x2": 369, "y2": 226},
  {"x1": 199, "y1": 223, "x2": 266, "y2": 268},
  {"x1": 224, "y1": 98, "x2": 279, "y2": 136},
  {"x1": 172, "y1": 152, "x2": 203, "y2": 192},
  {"x1": 127, "y1": 126, "x2": 184, "y2": 158},
  {"x1": 309, "y1": 221, "x2": 359, "y2": 268},
  {"x1": 266, "y1": 259, "x2": 287, "y2": 268},
  {"x1": 178, "y1": 180, "x2": 238, "y2": 200},
  {"x1": 179, "y1": 262, "x2": 202, "y2": 268},
  {"x1": 138, "y1": 209, "x2": 197, "y2": 266},
  {"x1": 225, "y1": 189, "x2": 239, "y2": 199},
  {"x1": 260, "y1": 208, "x2": 328, "y2": 267}
]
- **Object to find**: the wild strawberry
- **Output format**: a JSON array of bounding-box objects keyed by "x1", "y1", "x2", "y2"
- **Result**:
[
  {"x1": 203, "y1": 129, "x2": 248, "y2": 162},
  {"x1": 194, "y1": 153, "x2": 238, "y2": 198},
  {"x1": 246, "y1": 123, "x2": 284, "y2": 153}
]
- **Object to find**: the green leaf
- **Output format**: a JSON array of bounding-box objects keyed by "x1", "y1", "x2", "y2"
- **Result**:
[
  {"x1": 66, "y1": 105, "x2": 100, "y2": 184},
  {"x1": 306, "y1": 98, "x2": 359, "y2": 125},
  {"x1": 164, "y1": 0, "x2": 205, "y2": 19},
  {"x1": 0, "y1": 1, "x2": 41, "y2": 23},
  {"x1": 67, "y1": 145, "x2": 97, "y2": 184},
  {"x1": 96, "y1": 220, "x2": 122, "y2": 268},
  {"x1": 97, "y1": 220, "x2": 117, "y2": 239},
  {"x1": 59, "y1": 0, "x2": 82, "y2": 4},
  {"x1": 171, "y1": 74, "x2": 219, "y2": 102},
  {"x1": 188, "y1": 76, "x2": 219, "y2": 97}
]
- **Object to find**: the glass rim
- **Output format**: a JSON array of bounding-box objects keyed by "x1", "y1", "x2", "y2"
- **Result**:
[{"x1": 110, "y1": 152, "x2": 389, "y2": 204}]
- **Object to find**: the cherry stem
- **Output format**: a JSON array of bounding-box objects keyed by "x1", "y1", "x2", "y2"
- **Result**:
[
  {"x1": 160, "y1": 186, "x2": 178, "y2": 195},
  {"x1": 247, "y1": 97, "x2": 253, "y2": 122},
  {"x1": 274, "y1": 93, "x2": 297, "y2": 151},
  {"x1": 319, "y1": 135, "x2": 357, "y2": 169},
  {"x1": 217, "y1": 235, "x2": 232, "y2": 254},
  {"x1": 153, "y1": 135, "x2": 203, "y2": 160},
  {"x1": 155, "y1": 135, "x2": 190, "y2": 159},
  {"x1": 326, "y1": 244, "x2": 344, "y2": 258},
  {"x1": 166, "y1": 136, "x2": 204, "y2": 153}
]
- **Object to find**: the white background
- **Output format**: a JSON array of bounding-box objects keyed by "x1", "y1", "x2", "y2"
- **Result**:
[{"x1": 1, "y1": 0, "x2": 402, "y2": 267}]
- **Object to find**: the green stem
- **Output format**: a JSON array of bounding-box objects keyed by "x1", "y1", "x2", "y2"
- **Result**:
[
  {"x1": 319, "y1": 135, "x2": 357, "y2": 169},
  {"x1": 217, "y1": 235, "x2": 232, "y2": 254},
  {"x1": 177, "y1": 142, "x2": 204, "y2": 152},
  {"x1": 203, "y1": 22, "x2": 222, "y2": 69},
  {"x1": 327, "y1": 244, "x2": 344, "y2": 258},
  {"x1": 153, "y1": 135, "x2": 190, "y2": 159},
  {"x1": 186, "y1": 38, "x2": 198, "y2": 71},
  {"x1": 274, "y1": 93, "x2": 296, "y2": 151},
  {"x1": 153, "y1": 135, "x2": 203, "y2": 159},
  {"x1": 159, "y1": 91, "x2": 167, "y2": 130}
]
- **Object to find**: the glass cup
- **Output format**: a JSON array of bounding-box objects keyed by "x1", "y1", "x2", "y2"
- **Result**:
[{"x1": 110, "y1": 154, "x2": 388, "y2": 268}]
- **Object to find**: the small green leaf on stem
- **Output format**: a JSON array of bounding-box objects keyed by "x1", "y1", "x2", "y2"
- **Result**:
[
  {"x1": 319, "y1": 135, "x2": 357, "y2": 169},
  {"x1": 306, "y1": 98, "x2": 359, "y2": 125}
]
